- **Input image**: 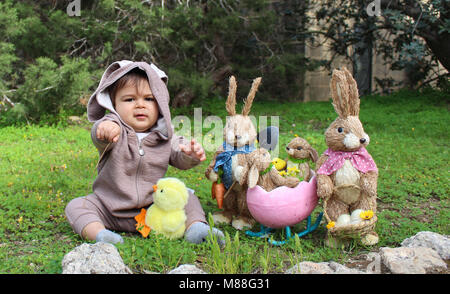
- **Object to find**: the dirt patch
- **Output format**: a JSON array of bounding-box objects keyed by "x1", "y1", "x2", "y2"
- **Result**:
[
  {"x1": 345, "y1": 252, "x2": 390, "y2": 274},
  {"x1": 377, "y1": 196, "x2": 446, "y2": 224}
]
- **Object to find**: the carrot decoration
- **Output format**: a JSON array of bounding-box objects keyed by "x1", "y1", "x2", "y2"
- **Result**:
[
  {"x1": 211, "y1": 183, "x2": 216, "y2": 200},
  {"x1": 211, "y1": 170, "x2": 226, "y2": 209},
  {"x1": 212, "y1": 181, "x2": 226, "y2": 209},
  {"x1": 134, "y1": 208, "x2": 151, "y2": 238}
]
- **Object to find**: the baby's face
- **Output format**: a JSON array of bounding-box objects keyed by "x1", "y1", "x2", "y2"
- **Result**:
[{"x1": 114, "y1": 79, "x2": 159, "y2": 132}]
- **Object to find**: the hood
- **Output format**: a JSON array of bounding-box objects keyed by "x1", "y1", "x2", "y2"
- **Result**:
[{"x1": 87, "y1": 60, "x2": 173, "y2": 139}]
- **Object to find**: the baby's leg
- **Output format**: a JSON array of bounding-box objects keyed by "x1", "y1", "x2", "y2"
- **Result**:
[
  {"x1": 65, "y1": 195, "x2": 104, "y2": 238},
  {"x1": 184, "y1": 190, "x2": 207, "y2": 228},
  {"x1": 65, "y1": 194, "x2": 126, "y2": 244},
  {"x1": 82, "y1": 221, "x2": 105, "y2": 240},
  {"x1": 184, "y1": 190, "x2": 225, "y2": 246},
  {"x1": 82, "y1": 221, "x2": 126, "y2": 244}
]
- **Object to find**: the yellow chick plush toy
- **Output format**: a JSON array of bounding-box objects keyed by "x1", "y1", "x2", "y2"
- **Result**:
[
  {"x1": 272, "y1": 158, "x2": 287, "y2": 171},
  {"x1": 145, "y1": 178, "x2": 189, "y2": 240}
]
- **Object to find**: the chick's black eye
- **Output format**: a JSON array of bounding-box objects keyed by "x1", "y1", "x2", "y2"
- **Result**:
[
  {"x1": 160, "y1": 189, "x2": 163, "y2": 193},
  {"x1": 297, "y1": 146, "x2": 303, "y2": 150},
  {"x1": 337, "y1": 127, "x2": 343, "y2": 133}
]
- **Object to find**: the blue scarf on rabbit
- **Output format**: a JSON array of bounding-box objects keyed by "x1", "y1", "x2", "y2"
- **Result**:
[{"x1": 213, "y1": 142, "x2": 255, "y2": 189}]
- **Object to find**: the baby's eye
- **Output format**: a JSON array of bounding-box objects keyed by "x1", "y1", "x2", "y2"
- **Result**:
[
  {"x1": 124, "y1": 98, "x2": 134, "y2": 102},
  {"x1": 145, "y1": 97, "x2": 155, "y2": 102},
  {"x1": 337, "y1": 127, "x2": 343, "y2": 133}
]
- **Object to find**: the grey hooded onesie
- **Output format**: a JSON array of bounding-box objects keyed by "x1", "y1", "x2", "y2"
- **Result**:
[{"x1": 65, "y1": 60, "x2": 206, "y2": 236}]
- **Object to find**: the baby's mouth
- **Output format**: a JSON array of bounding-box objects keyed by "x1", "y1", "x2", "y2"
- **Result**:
[{"x1": 135, "y1": 113, "x2": 148, "y2": 119}]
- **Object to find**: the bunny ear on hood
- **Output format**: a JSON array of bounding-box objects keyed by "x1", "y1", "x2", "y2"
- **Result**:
[{"x1": 87, "y1": 60, "x2": 173, "y2": 139}]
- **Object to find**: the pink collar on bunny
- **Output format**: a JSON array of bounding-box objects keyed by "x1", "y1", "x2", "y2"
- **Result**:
[{"x1": 317, "y1": 147, "x2": 378, "y2": 175}]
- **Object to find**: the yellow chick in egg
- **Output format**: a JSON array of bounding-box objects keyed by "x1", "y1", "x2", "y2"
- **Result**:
[{"x1": 272, "y1": 157, "x2": 287, "y2": 171}]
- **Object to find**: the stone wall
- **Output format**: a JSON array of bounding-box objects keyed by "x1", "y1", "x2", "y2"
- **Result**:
[{"x1": 301, "y1": 3, "x2": 446, "y2": 102}]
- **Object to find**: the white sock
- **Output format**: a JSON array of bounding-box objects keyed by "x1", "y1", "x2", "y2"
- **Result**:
[
  {"x1": 184, "y1": 222, "x2": 225, "y2": 246},
  {"x1": 95, "y1": 229, "x2": 124, "y2": 244}
]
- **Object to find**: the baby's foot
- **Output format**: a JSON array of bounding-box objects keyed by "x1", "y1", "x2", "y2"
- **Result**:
[
  {"x1": 95, "y1": 229, "x2": 124, "y2": 244},
  {"x1": 184, "y1": 222, "x2": 225, "y2": 247}
]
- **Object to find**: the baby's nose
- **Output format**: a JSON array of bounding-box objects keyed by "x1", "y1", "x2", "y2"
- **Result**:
[{"x1": 135, "y1": 98, "x2": 145, "y2": 107}]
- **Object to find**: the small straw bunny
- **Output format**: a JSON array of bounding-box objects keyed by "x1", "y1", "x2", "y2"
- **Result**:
[
  {"x1": 284, "y1": 136, "x2": 318, "y2": 182},
  {"x1": 243, "y1": 148, "x2": 300, "y2": 192}
]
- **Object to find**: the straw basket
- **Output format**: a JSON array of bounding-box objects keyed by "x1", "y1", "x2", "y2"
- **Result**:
[{"x1": 323, "y1": 185, "x2": 377, "y2": 239}]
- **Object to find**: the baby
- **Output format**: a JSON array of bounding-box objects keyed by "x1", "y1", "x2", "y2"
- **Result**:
[{"x1": 65, "y1": 60, "x2": 224, "y2": 245}]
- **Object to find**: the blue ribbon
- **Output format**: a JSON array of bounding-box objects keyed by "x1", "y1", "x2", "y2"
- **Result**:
[{"x1": 213, "y1": 142, "x2": 255, "y2": 189}]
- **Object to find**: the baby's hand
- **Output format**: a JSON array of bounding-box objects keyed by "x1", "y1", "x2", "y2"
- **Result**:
[
  {"x1": 179, "y1": 138, "x2": 206, "y2": 161},
  {"x1": 97, "y1": 120, "x2": 120, "y2": 143}
]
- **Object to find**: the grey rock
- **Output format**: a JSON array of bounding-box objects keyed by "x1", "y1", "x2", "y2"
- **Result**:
[
  {"x1": 143, "y1": 269, "x2": 160, "y2": 274},
  {"x1": 379, "y1": 246, "x2": 447, "y2": 274},
  {"x1": 401, "y1": 231, "x2": 450, "y2": 260},
  {"x1": 328, "y1": 261, "x2": 367, "y2": 274},
  {"x1": 62, "y1": 242, "x2": 132, "y2": 274},
  {"x1": 286, "y1": 261, "x2": 365, "y2": 274},
  {"x1": 167, "y1": 264, "x2": 207, "y2": 274},
  {"x1": 286, "y1": 262, "x2": 334, "y2": 274}
]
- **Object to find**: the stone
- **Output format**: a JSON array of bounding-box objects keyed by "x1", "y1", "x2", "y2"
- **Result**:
[
  {"x1": 62, "y1": 242, "x2": 132, "y2": 274},
  {"x1": 379, "y1": 246, "x2": 447, "y2": 274},
  {"x1": 167, "y1": 264, "x2": 207, "y2": 274},
  {"x1": 401, "y1": 231, "x2": 450, "y2": 260},
  {"x1": 327, "y1": 261, "x2": 367, "y2": 274},
  {"x1": 286, "y1": 262, "x2": 334, "y2": 274},
  {"x1": 286, "y1": 261, "x2": 365, "y2": 274},
  {"x1": 143, "y1": 269, "x2": 160, "y2": 274}
]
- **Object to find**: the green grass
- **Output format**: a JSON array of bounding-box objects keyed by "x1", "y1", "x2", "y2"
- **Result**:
[{"x1": 0, "y1": 89, "x2": 448, "y2": 273}]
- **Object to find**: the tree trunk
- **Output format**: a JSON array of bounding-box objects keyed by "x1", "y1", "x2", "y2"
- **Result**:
[
  {"x1": 353, "y1": 24, "x2": 373, "y2": 96},
  {"x1": 421, "y1": 32, "x2": 450, "y2": 72}
]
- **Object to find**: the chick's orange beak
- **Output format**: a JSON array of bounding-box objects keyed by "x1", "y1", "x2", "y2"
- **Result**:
[{"x1": 153, "y1": 184, "x2": 158, "y2": 191}]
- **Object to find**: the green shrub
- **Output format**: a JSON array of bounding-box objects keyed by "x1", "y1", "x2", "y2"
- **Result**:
[
  {"x1": 10, "y1": 56, "x2": 94, "y2": 124},
  {"x1": 0, "y1": 42, "x2": 17, "y2": 91}
]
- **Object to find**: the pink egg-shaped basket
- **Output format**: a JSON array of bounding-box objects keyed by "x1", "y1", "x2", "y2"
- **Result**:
[
  {"x1": 245, "y1": 175, "x2": 323, "y2": 245},
  {"x1": 247, "y1": 176, "x2": 319, "y2": 229}
]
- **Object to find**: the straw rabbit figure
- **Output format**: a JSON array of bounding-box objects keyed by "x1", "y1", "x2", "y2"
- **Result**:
[
  {"x1": 316, "y1": 67, "x2": 379, "y2": 246},
  {"x1": 243, "y1": 148, "x2": 300, "y2": 191},
  {"x1": 285, "y1": 137, "x2": 318, "y2": 182},
  {"x1": 205, "y1": 76, "x2": 262, "y2": 230}
]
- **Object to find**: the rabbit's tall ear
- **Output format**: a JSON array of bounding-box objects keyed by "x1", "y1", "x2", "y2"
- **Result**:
[
  {"x1": 308, "y1": 147, "x2": 319, "y2": 163},
  {"x1": 226, "y1": 76, "x2": 237, "y2": 115},
  {"x1": 343, "y1": 67, "x2": 360, "y2": 116},
  {"x1": 238, "y1": 163, "x2": 249, "y2": 186},
  {"x1": 242, "y1": 77, "x2": 262, "y2": 116},
  {"x1": 330, "y1": 68, "x2": 348, "y2": 118},
  {"x1": 247, "y1": 165, "x2": 259, "y2": 188}
]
